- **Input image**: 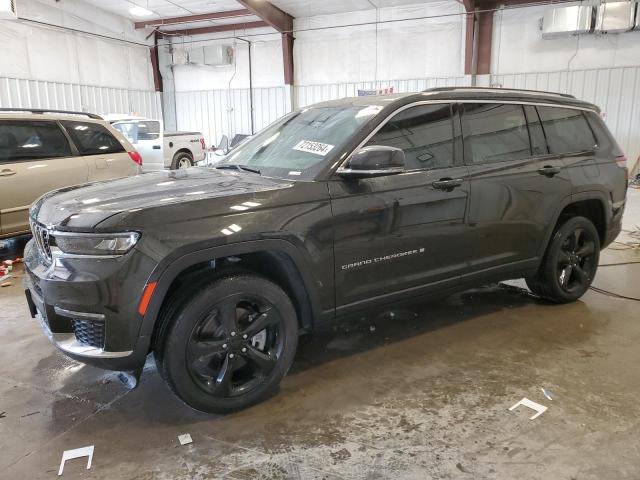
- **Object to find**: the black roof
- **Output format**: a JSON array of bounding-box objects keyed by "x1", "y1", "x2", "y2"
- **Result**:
[{"x1": 311, "y1": 87, "x2": 599, "y2": 113}]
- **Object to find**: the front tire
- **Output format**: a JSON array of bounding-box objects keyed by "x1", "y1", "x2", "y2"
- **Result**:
[
  {"x1": 526, "y1": 216, "x2": 600, "y2": 303},
  {"x1": 156, "y1": 274, "x2": 298, "y2": 413}
]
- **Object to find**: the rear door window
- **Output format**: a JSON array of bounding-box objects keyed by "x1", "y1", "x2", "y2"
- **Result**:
[
  {"x1": 523, "y1": 105, "x2": 549, "y2": 156},
  {"x1": 61, "y1": 121, "x2": 125, "y2": 156},
  {"x1": 461, "y1": 103, "x2": 531, "y2": 163},
  {"x1": 365, "y1": 103, "x2": 455, "y2": 170},
  {"x1": 0, "y1": 120, "x2": 72, "y2": 162},
  {"x1": 536, "y1": 106, "x2": 596, "y2": 154}
]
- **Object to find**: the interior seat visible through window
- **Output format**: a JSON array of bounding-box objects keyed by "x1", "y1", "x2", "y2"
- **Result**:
[{"x1": 365, "y1": 103, "x2": 455, "y2": 170}]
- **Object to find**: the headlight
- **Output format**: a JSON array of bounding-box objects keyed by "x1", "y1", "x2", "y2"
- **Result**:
[{"x1": 52, "y1": 232, "x2": 140, "y2": 256}]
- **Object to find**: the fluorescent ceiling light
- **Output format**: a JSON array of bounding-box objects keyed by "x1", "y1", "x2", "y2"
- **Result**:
[{"x1": 129, "y1": 5, "x2": 154, "y2": 17}]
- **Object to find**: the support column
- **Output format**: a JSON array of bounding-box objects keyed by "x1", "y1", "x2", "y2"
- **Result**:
[
  {"x1": 282, "y1": 32, "x2": 294, "y2": 86},
  {"x1": 476, "y1": 8, "x2": 495, "y2": 75},
  {"x1": 149, "y1": 32, "x2": 163, "y2": 92}
]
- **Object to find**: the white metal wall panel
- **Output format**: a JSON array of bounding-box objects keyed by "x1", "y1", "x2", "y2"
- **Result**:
[
  {"x1": 295, "y1": 76, "x2": 472, "y2": 108},
  {"x1": 0, "y1": 76, "x2": 162, "y2": 120},
  {"x1": 492, "y1": 66, "x2": 640, "y2": 175},
  {"x1": 174, "y1": 87, "x2": 290, "y2": 147}
]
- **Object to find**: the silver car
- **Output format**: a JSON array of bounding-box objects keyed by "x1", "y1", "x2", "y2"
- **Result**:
[{"x1": 0, "y1": 109, "x2": 141, "y2": 238}]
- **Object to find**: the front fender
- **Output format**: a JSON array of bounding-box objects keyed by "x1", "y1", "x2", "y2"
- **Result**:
[{"x1": 133, "y1": 238, "x2": 327, "y2": 355}]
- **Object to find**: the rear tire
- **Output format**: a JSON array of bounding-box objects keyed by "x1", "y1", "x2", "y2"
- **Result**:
[
  {"x1": 526, "y1": 216, "x2": 600, "y2": 303},
  {"x1": 155, "y1": 274, "x2": 298, "y2": 413},
  {"x1": 171, "y1": 152, "x2": 193, "y2": 170}
]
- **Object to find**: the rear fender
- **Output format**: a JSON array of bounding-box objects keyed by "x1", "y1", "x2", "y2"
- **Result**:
[{"x1": 537, "y1": 190, "x2": 611, "y2": 259}]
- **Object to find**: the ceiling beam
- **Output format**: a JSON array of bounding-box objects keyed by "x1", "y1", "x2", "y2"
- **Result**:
[
  {"x1": 135, "y1": 9, "x2": 253, "y2": 29},
  {"x1": 235, "y1": 0, "x2": 293, "y2": 33},
  {"x1": 156, "y1": 20, "x2": 269, "y2": 38},
  {"x1": 236, "y1": 1, "x2": 296, "y2": 85}
]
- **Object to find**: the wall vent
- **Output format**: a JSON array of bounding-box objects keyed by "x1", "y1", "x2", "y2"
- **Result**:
[
  {"x1": 595, "y1": 1, "x2": 637, "y2": 33},
  {"x1": 542, "y1": 5, "x2": 594, "y2": 38}
]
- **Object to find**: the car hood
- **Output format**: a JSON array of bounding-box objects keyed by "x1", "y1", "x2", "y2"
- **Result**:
[{"x1": 30, "y1": 167, "x2": 293, "y2": 228}]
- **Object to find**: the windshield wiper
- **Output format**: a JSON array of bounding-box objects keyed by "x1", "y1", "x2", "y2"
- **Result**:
[{"x1": 216, "y1": 164, "x2": 261, "y2": 175}]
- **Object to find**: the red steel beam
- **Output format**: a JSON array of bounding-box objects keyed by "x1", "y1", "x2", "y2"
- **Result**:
[
  {"x1": 135, "y1": 9, "x2": 252, "y2": 29},
  {"x1": 235, "y1": 0, "x2": 293, "y2": 33},
  {"x1": 235, "y1": 1, "x2": 295, "y2": 85},
  {"x1": 149, "y1": 32, "x2": 163, "y2": 92},
  {"x1": 476, "y1": 8, "x2": 494, "y2": 75},
  {"x1": 464, "y1": 9, "x2": 475, "y2": 74},
  {"x1": 281, "y1": 32, "x2": 294, "y2": 85},
  {"x1": 156, "y1": 20, "x2": 269, "y2": 38}
]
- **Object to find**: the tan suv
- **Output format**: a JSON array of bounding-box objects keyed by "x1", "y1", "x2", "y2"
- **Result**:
[{"x1": 0, "y1": 109, "x2": 141, "y2": 238}]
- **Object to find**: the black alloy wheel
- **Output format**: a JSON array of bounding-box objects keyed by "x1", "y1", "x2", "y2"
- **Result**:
[
  {"x1": 556, "y1": 227, "x2": 597, "y2": 295},
  {"x1": 526, "y1": 216, "x2": 600, "y2": 303},
  {"x1": 156, "y1": 274, "x2": 298, "y2": 413},
  {"x1": 186, "y1": 296, "x2": 283, "y2": 398}
]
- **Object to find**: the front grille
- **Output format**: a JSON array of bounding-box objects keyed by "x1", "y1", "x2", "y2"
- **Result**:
[
  {"x1": 30, "y1": 219, "x2": 52, "y2": 262},
  {"x1": 72, "y1": 319, "x2": 106, "y2": 349}
]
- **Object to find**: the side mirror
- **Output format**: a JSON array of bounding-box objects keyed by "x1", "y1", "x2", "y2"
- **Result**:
[{"x1": 337, "y1": 146, "x2": 405, "y2": 178}]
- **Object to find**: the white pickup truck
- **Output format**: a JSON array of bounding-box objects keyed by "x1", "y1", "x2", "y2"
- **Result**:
[{"x1": 105, "y1": 115, "x2": 206, "y2": 172}]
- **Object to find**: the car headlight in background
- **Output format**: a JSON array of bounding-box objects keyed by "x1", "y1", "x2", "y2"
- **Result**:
[{"x1": 52, "y1": 232, "x2": 140, "y2": 256}]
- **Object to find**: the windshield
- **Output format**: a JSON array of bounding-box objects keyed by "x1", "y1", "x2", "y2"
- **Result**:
[{"x1": 216, "y1": 105, "x2": 383, "y2": 180}]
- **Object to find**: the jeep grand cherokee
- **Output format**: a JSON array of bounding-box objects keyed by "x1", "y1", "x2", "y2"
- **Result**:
[{"x1": 24, "y1": 88, "x2": 627, "y2": 413}]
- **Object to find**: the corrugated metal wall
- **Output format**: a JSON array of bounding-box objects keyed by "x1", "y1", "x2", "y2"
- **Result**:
[
  {"x1": 173, "y1": 76, "x2": 471, "y2": 146},
  {"x1": 295, "y1": 76, "x2": 471, "y2": 107},
  {"x1": 174, "y1": 87, "x2": 291, "y2": 147},
  {"x1": 0, "y1": 76, "x2": 162, "y2": 120},
  {"x1": 492, "y1": 66, "x2": 640, "y2": 175}
]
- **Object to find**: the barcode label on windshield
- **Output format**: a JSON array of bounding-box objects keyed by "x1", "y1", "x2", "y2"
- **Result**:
[{"x1": 293, "y1": 140, "x2": 335, "y2": 156}]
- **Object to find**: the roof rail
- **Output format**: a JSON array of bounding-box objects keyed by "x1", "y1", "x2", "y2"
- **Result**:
[
  {"x1": 0, "y1": 108, "x2": 103, "y2": 120},
  {"x1": 423, "y1": 86, "x2": 576, "y2": 99}
]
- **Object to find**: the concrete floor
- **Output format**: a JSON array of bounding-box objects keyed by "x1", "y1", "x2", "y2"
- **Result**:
[{"x1": 1, "y1": 188, "x2": 639, "y2": 480}]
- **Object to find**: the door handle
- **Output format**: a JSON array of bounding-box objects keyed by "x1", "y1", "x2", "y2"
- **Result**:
[
  {"x1": 538, "y1": 165, "x2": 561, "y2": 177},
  {"x1": 0, "y1": 169, "x2": 16, "y2": 177},
  {"x1": 152, "y1": 145, "x2": 161, "y2": 150},
  {"x1": 432, "y1": 178, "x2": 463, "y2": 191}
]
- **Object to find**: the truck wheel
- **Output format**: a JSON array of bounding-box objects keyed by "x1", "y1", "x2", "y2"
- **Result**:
[
  {"x1": 155, "y1": 274, "x2": 298, "y2": 413},
  {"x1": 171, "y1": 152, "x2": 193, "y2": 170},
  {"x1": 526, "y1": 216, "x2": 600, "y2": 303}
]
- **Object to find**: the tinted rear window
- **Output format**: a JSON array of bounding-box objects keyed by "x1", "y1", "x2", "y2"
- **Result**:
[
  {"x1": 462, "y1": 103, "x2": 531, "y2": 163},
  {"x1": 62, "y1": 121, "x2": 125, "y2": 156},
  {"x1": 366, "y1": 104, "x2": 454, "y2": 170},
  {"x1": 537, "y1": 107, "x2": 596, "y2": 154},
  {"x1": 0, "y1": 120, "x2": 72, "y2": 162}
]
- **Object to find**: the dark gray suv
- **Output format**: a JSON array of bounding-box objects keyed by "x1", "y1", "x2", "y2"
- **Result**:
[{"x1": 24, "y1": 88, "x2": 628, "y2": 413}]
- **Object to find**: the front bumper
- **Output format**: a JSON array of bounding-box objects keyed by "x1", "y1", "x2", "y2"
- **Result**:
[{"x1": 23, "y1": 239, "x2": 157, "y2": 371}]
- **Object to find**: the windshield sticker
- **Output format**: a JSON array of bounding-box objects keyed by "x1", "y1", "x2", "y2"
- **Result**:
[
  {"x1": 293, "y1": 140, "x2": 335, "y2": 156},
  {"x1": 288, "y1": 171, "x2": 302, "y2": 176}
]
